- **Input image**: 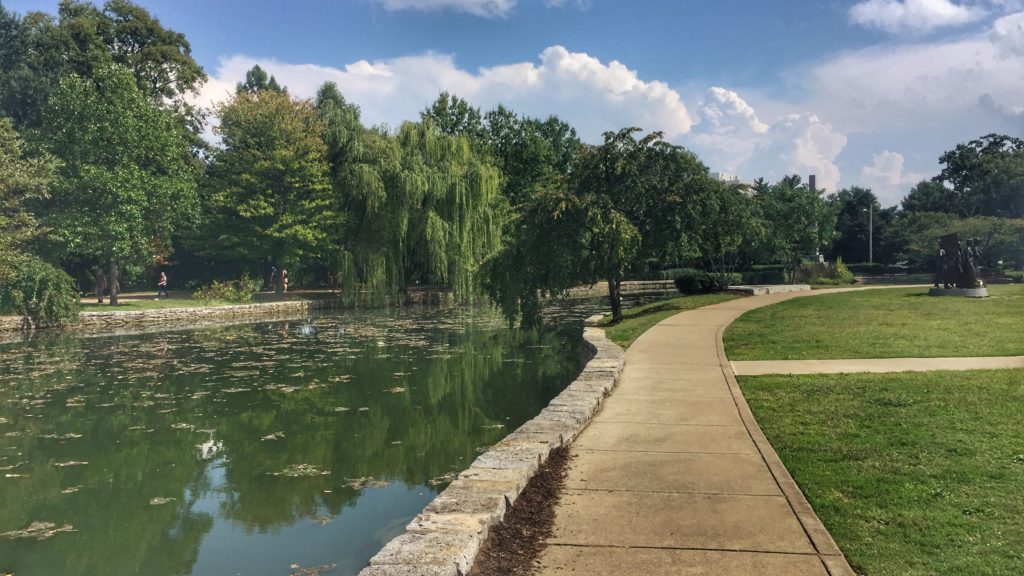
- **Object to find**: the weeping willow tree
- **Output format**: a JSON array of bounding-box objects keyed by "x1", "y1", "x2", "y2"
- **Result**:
[
  {"x1": 398, "y1": 122, "x2": 503, "y2": 302},
  {"x1": 322, "y1": 96, "x2": 503, "y2": 306}
]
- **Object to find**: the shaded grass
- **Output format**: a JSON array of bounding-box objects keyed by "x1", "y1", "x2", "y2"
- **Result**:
[
  {"x1": 742, "y1": 370, "x2": 1024, "y2": 576},
  {"x1": 79, "y1": 297, "x2": 235, "y2": 311},
  {"x1": 599, "y1": 293, "x2": 741, "y2": 348},
  {"x1": 725, "y1": 284, "x2": 1024, "y2": 360}
]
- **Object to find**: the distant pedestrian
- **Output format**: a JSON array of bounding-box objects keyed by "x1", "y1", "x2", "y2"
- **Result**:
[
  {"x1": 281, "y1": 268, "x2": 289, "y2": 292},
  {"x1": 94, "y1": 268, "x2": 106, "y2": 304},
  {"x1": 269, "y1": 265, "x2": 277, "y2": 291},
  {"x1": 156, "y1": 271, "x2": 169, "y2": 298}
]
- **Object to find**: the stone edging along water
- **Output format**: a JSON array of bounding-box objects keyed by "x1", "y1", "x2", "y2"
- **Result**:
[
  {"x1": 0, "y1": 298, "x2": 343, "y2": 334},
  {"x1": 357, "y1": 314, "x2": 624, "y2": 576}
]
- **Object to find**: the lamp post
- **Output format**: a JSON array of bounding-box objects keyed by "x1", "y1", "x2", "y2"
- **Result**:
[{"x1": 862, "y1": 206, "x2": 873, "y2": 264}]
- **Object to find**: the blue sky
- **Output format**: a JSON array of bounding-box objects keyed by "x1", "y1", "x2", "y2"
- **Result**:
[{"x1": 8, "y1": 0, "x2": 1024, "y2": 206}]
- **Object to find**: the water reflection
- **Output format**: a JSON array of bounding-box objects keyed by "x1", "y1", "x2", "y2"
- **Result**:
[{"x1": 0, "y1": 305, "x2": 588, "y2": 576}]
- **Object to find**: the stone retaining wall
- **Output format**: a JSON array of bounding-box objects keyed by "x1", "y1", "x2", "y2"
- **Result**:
[
  {"x1": 358, "y1": 314, "x2": 623, "y2": 576},
  {"x1": 566, "y1": 280, "x2": 677, "y2": 299},
  {"x1": 0, "y1": 298, "x2": 343, "y2": 334}
]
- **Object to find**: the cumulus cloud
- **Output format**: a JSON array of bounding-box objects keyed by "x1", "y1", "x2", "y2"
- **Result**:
[
  {"x1": 687, "y1": 88, "x2": 846, "y2": 190},
  {"x1": 374, "y1": 0, "x2": 517, "y2": 18},
  {"x1": 991, "y1": 11, "x2": 1024, "y2": 55},
  {"x1": 763, "y1": 114, "x2": 848, "y2": 192},
  {"x1": 858, "y1": 151, "x2": 929, "y2": 205},
  {"x1": 192, "y1": 46, "x2": 694, "y2": 143},
  {"x1": 807, "y1": 17, "x2": 1024, "y2": 132},
  {"x1": 848, "y1": 0, "x2": 986, "y2": 34}
]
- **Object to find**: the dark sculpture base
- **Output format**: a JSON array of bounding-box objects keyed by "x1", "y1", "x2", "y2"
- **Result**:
[{"x1": 928, "y1": 287, "x2": 989, "y2": 298}]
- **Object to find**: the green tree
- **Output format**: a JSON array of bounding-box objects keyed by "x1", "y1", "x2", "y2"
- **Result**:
[
  {"x1": 420, "y1": 91, "x2": 486, "y2": 144},
  {"x1": 828, "y1": 186, "x2": 882, "y2": 263},
  {"x1": 887, "y1": 212, "x2": 1024, "y2": 271},
  {"x1": 934, "y1": 134, "x2": 1024, "y2": 218},
  {"x1": 200, "y1": 89, "x2": 331, "y2": 285},
  {"x1": 692, "y1": 179, "x2": 762, "y2": 285},
  {"x1": 901, "y1": 179, "x2": 951, "y2": 214},
  {"x1": 483, "y1": 105, "x2": 580, "y2": 207},
  {"x1": 0, "y1": 117, "x2": 56, "y2": 266},
  {"x1": 755, "y1": 175, "x2": 837, "y2": 282},
  {"x1": 485, "y1": 128, "x2": 704, "y2": 326},
  {"x1": 236, "y1": 64, "x2": 284, "y2": 94},
  {"x1": 0, "y1": 0, "x2": 205, "y2": 129},
  {"x1": 39, "y1": 64, "x2": 199, "y2": 305}
]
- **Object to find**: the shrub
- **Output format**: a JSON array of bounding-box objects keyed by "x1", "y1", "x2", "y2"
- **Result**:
[
  {"x1": 792, "y1": 258, "x2": 855, "y2": 285},
  {"x1": 674, "y1": 269, "x2": 741, "y2": 294},
  {"x1": 846, "y1": 262, "x2": 886, "y2": 275},
  {"x1": 706, "y1": 272, "x2": 743, "y2": 290},
  {"x1": 192, "y1": 273, "x2": 260, "y2": 304},
  {"x1": 1006, "y1": 271, "x2": 1024, "y2": 284},
  {"x1": 0, "y1": 255, "x2": 81, "y2": 328},
  {"x1": 674, "y1": 268, "x2": 707, "y2": 294}
]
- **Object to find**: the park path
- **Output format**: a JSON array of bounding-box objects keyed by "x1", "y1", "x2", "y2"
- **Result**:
[
  {"x1": 536, "y1": 290, "x2": 856, "y2": 576},
  {"x1": 732, "y1": 355, "x2": 1024, "y2": 375}
]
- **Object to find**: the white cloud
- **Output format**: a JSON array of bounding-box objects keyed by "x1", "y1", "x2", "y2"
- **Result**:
[
  {"x1": 807, "y1": 18, "x2": 1024, "y2": 132},
  {"x1": 543, "y1": 0, "x2": 592, "y2": 9},
  {"x1": 763, "y1": 114, "x2": 848, "y2": 192},
  {"x1": 687, "y1": 88, "x2": 846, "y2": 191},
  {"x1": 848, "y1": 0, "x2": 986, "y2": 34},
  {"x1": 193, "y1": 46, "x2": 694, "y2": 143},
  {"x1": 374, "y1": 0, "x2": 517, "y2": 18},
  {"x1": 991, "y1": 11, "x2": 1024, "y2": 55},
  {"x1": 858, "y1": 151, "x2": 929, "y2": 205}
]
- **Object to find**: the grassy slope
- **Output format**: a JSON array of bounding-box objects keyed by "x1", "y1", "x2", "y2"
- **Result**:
[
  {"x1": 599, "y1": 293, "x2": 740, "y2": 348},
  {"x1": 742, "y1": 370, "x2": 1024, "y2": 576},
  {"x1": 725, "y1": 285, "x2": 1024, "y2": 360}
]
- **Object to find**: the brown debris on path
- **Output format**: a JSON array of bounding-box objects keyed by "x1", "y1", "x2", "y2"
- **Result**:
[{"x1": 468, "y1": 447, "x2": 571, "y2": 576}]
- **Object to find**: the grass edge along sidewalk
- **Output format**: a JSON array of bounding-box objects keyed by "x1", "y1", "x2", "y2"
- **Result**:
[
  {"x1": 725, "y1": 284, "x2": 1024, "y2": 360},
  {"x1": 741, "y1": 369, "x2": 1024, "y2": 576},
  {"x1": 598, "y1": 292, "x2": 741, "y2": 348}
]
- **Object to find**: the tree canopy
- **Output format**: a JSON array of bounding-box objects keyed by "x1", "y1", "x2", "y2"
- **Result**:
[
  {"x1": 38, "y1": 64, "x2": 198, "y2": 303},
  {"x1": 199, "y1": 88, "x2": 332, "y2": 275}
]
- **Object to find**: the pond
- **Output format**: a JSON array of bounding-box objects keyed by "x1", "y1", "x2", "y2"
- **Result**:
[{"x1": 0, "y1": 304, "x2": 596, "y2": 576}]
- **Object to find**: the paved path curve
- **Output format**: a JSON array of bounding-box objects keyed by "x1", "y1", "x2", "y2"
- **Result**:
[{"x1": 536, "y1": 290, "x2": 857, "y2": 576}]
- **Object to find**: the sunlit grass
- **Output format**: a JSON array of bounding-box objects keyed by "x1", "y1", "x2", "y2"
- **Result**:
[
  {"x1": 742, "y1": 370, "x2": 1024, "y2": 576},
  {"x1": 725, "y1": 284, "x2": 1024, "y2": 360}
]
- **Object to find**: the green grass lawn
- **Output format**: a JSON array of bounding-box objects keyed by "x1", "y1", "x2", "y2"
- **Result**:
[
  {"x1": 79, "y1": 296, "x2": 235, "y2": 311},
  {"x1": 725, "y1": 284, "x2": 1024, "y2": 360},
  {"x1": 599, "y1": 293, "x2": 740, "y2": 348},
  {"x1": 742, "y1": 370, "x2": 1024, "y2": 576}
]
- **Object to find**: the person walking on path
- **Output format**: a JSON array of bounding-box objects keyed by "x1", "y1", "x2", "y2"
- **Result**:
[
  {"x1": 94, "y1": 268, "x2": 107, "y2": 304},
  {"x1": 156, "y1": 271, "x2": 169, "y2": 298},
  {"x1": 281, "y1": 268, "x2": 289, "y2": 293}
]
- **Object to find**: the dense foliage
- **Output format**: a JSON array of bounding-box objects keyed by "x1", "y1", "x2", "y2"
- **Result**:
[
  {"x1": 0, "y1": 0, "x2": 1021, "y2": 326},
  {"x1": 0, "y1": 254, "x2": 80, "y2": 327},
  {"x1": 192, "y1": 274, "x2": 260, "y2": 304}
]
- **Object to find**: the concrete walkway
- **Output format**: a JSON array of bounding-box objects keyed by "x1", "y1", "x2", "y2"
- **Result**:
[
  {"x1": 536, "y1": 291, "x2": 855, "y2": 576},
  {"x1": 733, "y1": 355, "x2": 1024, "y2": 375}
]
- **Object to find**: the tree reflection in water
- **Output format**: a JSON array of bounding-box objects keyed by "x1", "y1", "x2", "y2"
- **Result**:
[{"x1": 0, "y1": 304, "x2": 587, "y2": 576}]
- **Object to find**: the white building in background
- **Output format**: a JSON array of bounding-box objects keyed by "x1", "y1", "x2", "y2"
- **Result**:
[{"x1": 710, "y1": 171, "x2": 752, "y2": 188}]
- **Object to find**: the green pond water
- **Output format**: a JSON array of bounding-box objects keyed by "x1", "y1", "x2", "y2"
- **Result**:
[{"x1": 0, "y1": 305, "x2": 594, "y2": 576}]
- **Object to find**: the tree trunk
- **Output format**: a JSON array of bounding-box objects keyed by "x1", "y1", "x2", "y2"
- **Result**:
[
  {"x1": 108, "y1": 260, "x2": 120, "y2": 306},
  {"x1": 608, "y1": 278, "x2": 623, "y2": 323}
]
